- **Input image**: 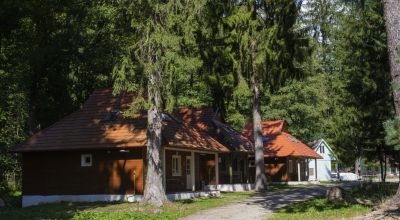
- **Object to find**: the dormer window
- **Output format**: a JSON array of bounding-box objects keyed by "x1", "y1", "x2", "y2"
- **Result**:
[
  {"x1": 262, "y1": 136, "x2": 268, "y2": 143},
  {"x1": 161, "y1": 113, "x2": 172, "y2": 121},
  {"x1": 81, "y1": 154, "x2": 92, "y2": 167},
  {"x1": 101, "y1": 110, "x2": 120, "y2": 122}
]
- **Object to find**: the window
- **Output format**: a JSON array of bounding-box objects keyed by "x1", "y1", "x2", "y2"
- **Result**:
[
  {"x1": 172, "y1": 155, "x2": 181, "y2": 176},
  {"x1": 309, "y1": 168, "x2": 314, "y2": 176},
  {"x1": 220, "y1": 156, "x2": 226, "y2": 170},
  {"x1": 320, "y1": 146, "x2": 325, "y2": 154},
  {"x1": 262, "y1": 136, "x2": 268, "y2": 143},
  {"x1": 288, "y1": 160, "x2": 293, "y2": 173},
  {"x1": 101, "y1": 110, "x2": 120, "y2": 122},
  {"x1": 248, "y1": 160, "x2": 255, "y2": 167},
  {"x1": 233, "y1": 158, "x2": 238, "y2": 171},
  {"x1": 186, "y1": 157, "x2": 191, "y2": 175},
  {"x1": 81, "y1": 154, "x2": 92, "y2": 167}
]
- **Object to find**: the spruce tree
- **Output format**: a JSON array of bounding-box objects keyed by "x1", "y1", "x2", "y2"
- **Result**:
[{"x1": 113, "y1": 0, "x2": 204, "y2": 205}]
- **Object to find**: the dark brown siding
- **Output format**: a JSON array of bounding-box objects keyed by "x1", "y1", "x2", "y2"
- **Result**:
[
  {"x1": 198, "y1": 153, "x2": 216, "y2": 186},
  {"x1": 265, "y1": 157, "x2": 288, "y2": 182},
  {"x1": 165, "y1": 150, "x2": 191, "y2": 192},
  {"x1": 22, "y1": 148, "x2": 144, "y2": 195},
  {"x1": 219, "y1": 153, "x2": 250, "y2": 184},
  {"x1": 264, "y1": 157, "x2": 308, "y2": 182}
]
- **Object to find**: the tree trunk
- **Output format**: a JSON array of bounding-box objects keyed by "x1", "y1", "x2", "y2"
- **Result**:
[
  {"x1": 252, "y1": 79, "x2": 267, "y2": 191},
  {"x1": 383, "y1": 0, "x2": 400, "y2": 114},
  {"x1": 384, "y1": 153, "x2": 387, "y2": 182},
  {"x1": 380, "y1": 153, "x2": 385, "y2": 182},
  {"x1": 355, "y1": 157, "x2": 360, "y2": 177},
  {"x1": 382, "y1": 0, "x2": 400, "y2": 203},
  {"x1": 142, "y1": 69, "x2": 168, "y2": 206},
  {"x1": 382, "y1": 0, "x2": 400, "y2": 202}
]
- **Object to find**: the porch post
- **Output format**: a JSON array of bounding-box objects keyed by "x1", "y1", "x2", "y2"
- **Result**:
[
  {"x1": 297, "y1": 160, "x2": 301, "y2": 182},
  {"x1": 162, "y1": 147, "x2": 166, "y2": 189},
  {"x1": 215, "y1": 153, "x2": 219, "y2": 185},
  {"x1": 191, "y1": 151, "x2": 195, "y2": 191},
  {"x1": 315, "y1": 158, "x2": 318, "y2": 180},
  {"x1": 229, "y1": 155, "x2": 233, "y2": 184}
]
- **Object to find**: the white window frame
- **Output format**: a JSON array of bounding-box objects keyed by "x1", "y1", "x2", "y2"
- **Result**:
[
  {"x1": 186, "y1": 157, "x2": 191, "y2": 175},
  {"x1": 81, "y1": 154, "x2": 92, "y2": 167},
  {"x1": 288, "y1": 159, "x2": 293, "y2": 173},
  {"x1": 172, "y1": 155, "x2": 182, "y2": 176}
]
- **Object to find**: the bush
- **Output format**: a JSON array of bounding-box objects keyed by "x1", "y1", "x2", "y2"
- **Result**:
[{"x1": 0, "y1": 181, "x2": 21, "y2": 208}]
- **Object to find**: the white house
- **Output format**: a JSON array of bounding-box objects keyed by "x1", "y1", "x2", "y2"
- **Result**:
[{"x1": 308, "y1": 139, "x2": 337, "y2": 181}]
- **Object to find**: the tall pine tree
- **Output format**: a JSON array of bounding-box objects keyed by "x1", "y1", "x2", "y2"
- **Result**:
[{"x1": 113, "y1": 0, "x2": 204, "y2": 205}]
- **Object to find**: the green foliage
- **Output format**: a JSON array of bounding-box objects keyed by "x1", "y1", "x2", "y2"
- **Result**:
[
  {"x1": 332, "y1": 0, "x2": 393, "y2": 163},
  {"x1": 0, "y1": 0, "x2": 126, "y2": 183},
  {"x1": 384, "y1": 118, "x2": 400, "y2": 150},
  {"x1": 113, "y1": 0, "x2": 205, "y2": 113},
  {"x1": 262, "y1": 74, "x2": 332, "y2": 143}
]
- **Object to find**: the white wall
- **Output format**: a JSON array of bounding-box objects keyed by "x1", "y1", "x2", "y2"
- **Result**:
[
  {"x1": 308, "y1": 159, "x2": 332, "y2": 181},
  {"x1": 308, "y1": 140, "x2": 334, "y2": 181}
]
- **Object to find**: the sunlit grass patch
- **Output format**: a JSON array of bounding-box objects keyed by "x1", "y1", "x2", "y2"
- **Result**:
[
  {"x1": 0, "y1": 191, "x2": 254, "y2": 220},
  {"x1": 267, "y1": 197, "x2": 370, "y2": 220}
]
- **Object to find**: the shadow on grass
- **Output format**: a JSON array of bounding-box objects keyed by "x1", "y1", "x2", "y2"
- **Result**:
[
  {"x1": 278, "y1": 197, "x2": 354, "y2": 214},
  {"x1": 0, "y1": 201, "x2": 119, "y2": 220},
  {"x1": 178, "y1": 199, "x2": 195, "y2": 204}
]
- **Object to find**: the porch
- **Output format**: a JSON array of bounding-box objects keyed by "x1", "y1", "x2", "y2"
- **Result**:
[
  {"x1": 163, "y1": 148, "x2": 219, "y2": 193},
  {"x1": 264, "y1": 157, "x2": 310, "y2": 182}
]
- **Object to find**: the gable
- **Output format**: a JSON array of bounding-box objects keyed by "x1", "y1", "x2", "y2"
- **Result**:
[{"x1": 314, "y1": 139, "x2": 336, "y2": 160}]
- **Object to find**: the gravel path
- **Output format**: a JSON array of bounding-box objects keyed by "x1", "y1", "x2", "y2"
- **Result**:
[{"x1": 180, "y1": 185, "x2": 327, "y2": 220}]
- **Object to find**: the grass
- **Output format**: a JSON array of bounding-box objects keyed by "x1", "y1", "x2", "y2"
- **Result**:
[
  {"x1": 348, "y1": 182, "x2": 398, "y2": 204},
  {"x1": 268, "y1": 182, "x2": 398, "y2": 220},
  {"x1": 318, "y1": 180, "x2": 339, "y2": 184},
  {"x1": 268, "y1": 183, "x2": 314, "y2": 191},
  {"x1": 267, "y1": 197, "x2": 370, "y2": 220},
  {"x1": 0, "y1": 192, "x2": 253, "y2": 220}
]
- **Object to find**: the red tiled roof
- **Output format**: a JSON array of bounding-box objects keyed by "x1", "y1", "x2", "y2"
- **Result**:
[
  {"x1": 13, "y1": 89, "x2": 229, "y2": 153},
  {"x1": 242, "y1": 120, "x2": 322, "y2": 159},
  {"x1": 174, "y1": 107, "x2": 254, "y2": 152}
]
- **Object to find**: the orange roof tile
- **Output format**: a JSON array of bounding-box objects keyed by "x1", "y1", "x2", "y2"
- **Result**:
[
  {"x1": 242, "y1": 120, "x2": 322, "y2": 159},
  {"x1": 13, "y1": 89, "x2": 229, "y2": 153},
  {"x1": 174, "y1": 107, "x2": 254, "y2": 152}
]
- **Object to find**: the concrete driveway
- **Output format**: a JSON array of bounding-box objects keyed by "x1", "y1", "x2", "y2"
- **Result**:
[{"x1": 180, "y1": 185, "x2": 327, "y2": 220}]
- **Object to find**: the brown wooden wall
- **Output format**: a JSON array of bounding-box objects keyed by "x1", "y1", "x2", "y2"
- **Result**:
[
  {"x1": 286, "y1": 158, "x2": 308, "y2": 181},
  {"x1": 165, "y1": 150, "x2": 191, "y2": 192},
  {"x1": 219, "y1": 153, "x2": 249, "y2": 184},
  {"x1": 264, "y1": 157, "x2": 308, "y2": 182},
  {"x1": 22, "y1": 148, "x2": 144, "y2": 195},
  {"x1": 197, "y1": 153, "x2": 216, "y2": 187},
  {"x1": 265, "y1": 157, "x2": 288, "y2": 182}
]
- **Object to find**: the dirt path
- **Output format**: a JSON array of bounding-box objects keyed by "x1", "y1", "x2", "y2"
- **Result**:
[{"x1": 180, "y1": 185, "x2": 327, "y2": 220}]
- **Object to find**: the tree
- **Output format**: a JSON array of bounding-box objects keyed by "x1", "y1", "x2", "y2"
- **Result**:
[
  {"x1": 113, "y1": 0, "x2": 204, "y2": 205},
  {"x1": 382, "y1": 0, "x2": 400, "y2": 114},
  {"x1": 221, "y1": 0, "x2": 310, "y2": 191},
  {"x1": 382, "y1": 0, "x2": 400, "y2": 203}
]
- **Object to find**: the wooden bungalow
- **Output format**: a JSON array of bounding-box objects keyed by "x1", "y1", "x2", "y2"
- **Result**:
[
  {"x1": 174, "y1": 108, "x2": 254, "y2": 185},
  {"x1": 242, "y1": 120, "x2": 322, "y2": 182},
  {"x1": 13, "y1": 89, "x2": 252, "y2": 207}
]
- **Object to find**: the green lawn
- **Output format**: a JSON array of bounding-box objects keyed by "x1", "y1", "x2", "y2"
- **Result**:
[
  {"x1": 0, "y1": 192, "x2": 253, "y2": 220},
  {"x1": 267, "y1": 197, "x2": 371, "y2": 220},
  {"x1": 268, "y1": 182, "x2": 398, "y2": 220}
]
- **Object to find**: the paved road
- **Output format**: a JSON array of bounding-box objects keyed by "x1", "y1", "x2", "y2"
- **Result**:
[{"x1": 180, "y1": 185, "x2": 327, "y2": 220}]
